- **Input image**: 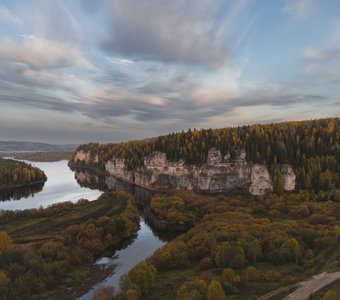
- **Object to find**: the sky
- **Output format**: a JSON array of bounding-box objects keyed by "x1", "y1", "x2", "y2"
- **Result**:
[{"x1": 0, "y1": 0, "x2": 339, "y2": 144}]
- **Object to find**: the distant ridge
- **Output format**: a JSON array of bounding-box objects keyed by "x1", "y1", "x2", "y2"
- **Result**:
[{"x1": 0, "y1": 141, "x2": 78, "y2": 152}]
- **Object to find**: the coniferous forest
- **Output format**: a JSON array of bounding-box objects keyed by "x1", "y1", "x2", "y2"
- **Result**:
[{"x1": 73, "y1": 118, "x2": 340, "y2": 191}]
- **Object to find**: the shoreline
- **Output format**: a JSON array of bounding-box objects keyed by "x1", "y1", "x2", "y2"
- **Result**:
[{"x1": 0, "y1": 179, "x2": 46, "y2": 191}]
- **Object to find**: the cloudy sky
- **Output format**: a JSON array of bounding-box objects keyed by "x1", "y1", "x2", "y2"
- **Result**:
[{"x1": 0, "y1": 0, "x2": 339, "y2": 144}]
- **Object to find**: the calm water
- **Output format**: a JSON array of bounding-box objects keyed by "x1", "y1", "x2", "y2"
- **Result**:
[
  {"x1": 0, "y1": 159, "x2": 169, "y2": 298},
  {"x1": 78, "y1": 218, "x2": 165, "y2": 299},
  {"x1": 0, "y1": 160, "x2": 102, "y2": 210}
]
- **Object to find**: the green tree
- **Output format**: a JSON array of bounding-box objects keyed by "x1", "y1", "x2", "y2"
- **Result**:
[
  {"x1": 221, "y1": 268, "x2": 240, "y2": 285},
  {"x1": 207, "y1": 280, "x2": 227, "y2": 300},
  {"x1": 126, "y1": 289, "x2": 140, "y2": 300},
  {"x1": 122, "y1": 262, "x2": 157, "y2": 298},
  {"x1": 274, "y1": 171, "x2": 285, "y2": 195},
  {"x1": 247, "y1": 239, "x2": 262, "y2": 263},
  {"x1": 245, "y1": 266, "x2": 259, "y2": 282},
  {"x1": 279, "y1": 238, "x2": 301, "y2": 263},
  {"x1": 215, "y1": 242, "x2": 231, "y2": 267}
]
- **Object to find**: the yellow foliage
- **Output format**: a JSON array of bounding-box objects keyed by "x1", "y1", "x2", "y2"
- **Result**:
[{"x1": 0, "y1": 232, "x2": 13, "y2": 254}]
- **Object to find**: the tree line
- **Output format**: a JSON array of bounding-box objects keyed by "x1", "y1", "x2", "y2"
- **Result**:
[
  {"x1": 72, "y1": 118, "x2": 340, "y2": 191},
  {"x1": 0, "y1": 158, "x2": 46, "y2": 188}
]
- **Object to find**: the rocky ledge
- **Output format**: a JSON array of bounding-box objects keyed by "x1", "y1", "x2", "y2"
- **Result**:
[{"x1": 103, "y1": 148, "x2": 296, "y2": 196}]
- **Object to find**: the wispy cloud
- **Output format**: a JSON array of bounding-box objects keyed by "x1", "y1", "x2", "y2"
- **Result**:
[
  {"x1": 107, "y1": 57, "x2": 134, "y2": 65},
  {"x1": 0, "y1": 4, "x2": 20, "y2": 25},
  {"x1": 282, "y1": 0, "x2": 312, "y2": 17},
  {"x1": 301, "y1": 21, "x2": 340, "y2": 86},
  {"x1": 0, "y1": 35, "x2": 92, "y2": 69}
]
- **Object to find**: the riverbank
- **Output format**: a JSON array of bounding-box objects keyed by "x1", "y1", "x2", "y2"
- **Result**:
[
  {"x1": 0, "y1": 151, "x2": 73, "y2": 162},
  {"x1": 0, "y1": 191, "x2": 140, "y2": 299},
  {"x1": 0, "y1": 179, "x2": 46, "y2": 191}
]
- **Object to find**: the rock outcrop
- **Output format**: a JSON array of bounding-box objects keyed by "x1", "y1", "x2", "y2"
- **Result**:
[
  {"x1": 280, "y1": 164, "x2": 296, "y2": 191},
  {"x1": 71, "y1": 147, "x2": 296, "y2": 195},
  {"x1": 103, "y1": 148, "x2": 296, "y2": 195},
  {"x1": 249, "y1": 164, "x2": 273, "y2": 195},
  {"x1": 73, "y1": 150, "x2": 99, "y2": 164},
  {"x1": 106, "y1": 158, "x2": 134, "y2": 183}
]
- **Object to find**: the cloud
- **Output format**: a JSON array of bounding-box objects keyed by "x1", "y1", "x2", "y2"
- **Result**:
[
  {"x1": 0, "y1": 33, "x2": 95, "y2": 95},
  {"x1": 0, "y1": 35, "x2": 91, "y2": 69},
  {"x1": 73, "y1": 78, "x2": 326, "y2": 129},
  {"x1": 107, "y1": 57, "x2": 134, "y2": 65},
  {"x1": 301, "y1": 22, "x2": 340, "y2": 86},
  {"x1": 97, "y1": 0, "x2": 231, "y2": 67},
  {"x1": 0, "y1": 4, "x2": 20, "y2": 25},
  {"x1": 0, "y1": 81, "x2": 76, "y2": 113},
  {"x1": 15, "y1": 0, "x2": 83, "y2": 43},
  {"x1": 283, "y1": 0, "x2": 312, "y2": 17}
]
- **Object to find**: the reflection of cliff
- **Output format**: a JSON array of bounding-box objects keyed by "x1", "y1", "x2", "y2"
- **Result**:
[
  {"x1": 72, "y1": 168, "x2": 108, "y2": 191},
  {"x1": 70, "y1": 167, "x2": 186, "y2": 241},
  {"x1": 105, "y1": 148, "x2": 296, "y2": 196},
  {"x1": 0, "y1": 182, "x2": 44, "y2": 201}
]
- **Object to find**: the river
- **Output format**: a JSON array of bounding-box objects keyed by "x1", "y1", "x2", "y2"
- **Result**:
[
  {"x1": 0, "y1": 159, "x2": 169, "y2": 299},
  {"x1": 0, "y1": 160, "x2": 101, "y2": 210}
]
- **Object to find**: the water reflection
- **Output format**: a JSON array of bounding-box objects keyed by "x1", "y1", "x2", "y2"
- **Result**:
[
  {"x1": 0, "y1": 182, "x2": 44, "y2": 201},
  {"x1": 72, "y1": 168, "x2": 108, "y2": 191},
  {"x1": 0, "y1": 160, "x2": 102, "y2": 210},
  {"x1": 72, "y1": 167, "x2": 180, "y2": 242},
  {"x1": 78, "y1": 218, "x2": 165, "y2": 300},
  {"x1": 68, "y1": 167, "x2": 179, "y2": 299}
]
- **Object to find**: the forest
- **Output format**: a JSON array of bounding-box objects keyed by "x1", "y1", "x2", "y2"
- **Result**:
[
  {"x1": 0, "y1": 158, "x2": 47, "y2": 189},
  {"x1": 113, "y1": 189, "x2": 340, "y2": 300},
  {"x1": 72, "y1": 118, "x2": 340, "y2": 191},
  {"x1": 0, "y1": 192, "x2": 140, "y2": 299}
]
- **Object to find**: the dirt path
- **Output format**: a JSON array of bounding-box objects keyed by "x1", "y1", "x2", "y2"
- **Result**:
[{"x1": 258, "y1": 271, "x2": 340, "y2": 300}]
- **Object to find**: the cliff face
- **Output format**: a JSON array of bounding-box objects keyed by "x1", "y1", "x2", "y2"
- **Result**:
[
  {"x1": 101, "y1": 148, "x2": 296, "y2": 195},
  {"x1": 73, "y1": 150, "x2": 99, "y2": 165},
  {"x1": 280, "y1": 164, "x2": 296, "y2": 191}
]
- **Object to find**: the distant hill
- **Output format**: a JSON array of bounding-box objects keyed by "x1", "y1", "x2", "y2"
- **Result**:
[{"x1": 0, "y1": 141, "x2": 78, "y2": 152}]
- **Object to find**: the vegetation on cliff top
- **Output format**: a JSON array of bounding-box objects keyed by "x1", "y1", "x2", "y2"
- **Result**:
[
  {"x1": 0, "y1": 158, "x2": 47, "y2": 189},
  {"x1": 72, "y1": 118, "x2": 340, "y2": 191}
]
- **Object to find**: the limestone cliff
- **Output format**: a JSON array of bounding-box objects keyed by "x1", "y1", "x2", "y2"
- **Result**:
[
  {"x1": 73, "y1": 150, "x2": 99, "y2": 165},
  {"x1": 280, "y1": 164, "x2": 296, "y2": 191},
  {"x1": 103, "y1": 148, "x2": 296, "y2": 195}
]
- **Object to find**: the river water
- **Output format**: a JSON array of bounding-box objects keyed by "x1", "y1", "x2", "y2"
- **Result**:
[
  {"x1": 78, "y1": 218, "x2": 165, "y2": 299},
  {"x1": 0, "y1": 160, "x2": 101, "y2": 210},
  {"x1": 0, "y1": 159, "x2": 169, "y2": 298}
]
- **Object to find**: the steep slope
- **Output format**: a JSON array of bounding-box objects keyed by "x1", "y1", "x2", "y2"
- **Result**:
[{"x1": 69, "y1": 118, "x2": 339, "y2": 193}]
